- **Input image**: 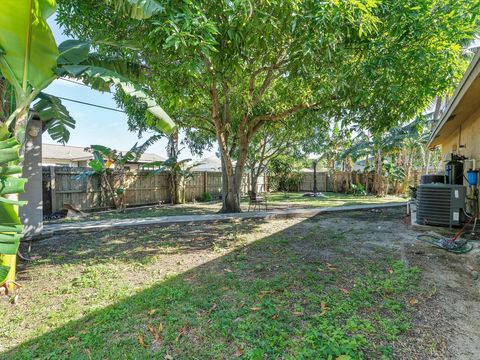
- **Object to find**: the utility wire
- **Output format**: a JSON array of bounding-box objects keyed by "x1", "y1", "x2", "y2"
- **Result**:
[
  {"x1": 43, "y1": 93, "x2": 126, "y2": 114},
  {"x1": 55, "y1": 77, "x2": 125, "y2": 113},
  {"x1": 59, "y1": 77, "x2": 89, "y2": 87}
]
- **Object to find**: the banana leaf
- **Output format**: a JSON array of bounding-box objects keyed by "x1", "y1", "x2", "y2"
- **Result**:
[
  {"x1": 0, "y1": 134, "x2": 25, "y2": 285},
  {"x1": 34, "y1": 92, "x2": 75, "y2": 143},
  {"x1": 0, "y1": 0, "x2": 58, "y2": 91},
  {"x1": 58, "y1": 64, "x2": 175, "y2": 134}
]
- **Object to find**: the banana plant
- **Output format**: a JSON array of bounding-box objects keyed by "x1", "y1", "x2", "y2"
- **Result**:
[
  {"x1": 143, "y1": 157, "x2": 200, "y2": 205},
  {"x1": 77, "y1": 135, "x2": 162, "y2": 210},
  {"x1": 0, "y1": 0, "x2": 175, "y2": 297}
]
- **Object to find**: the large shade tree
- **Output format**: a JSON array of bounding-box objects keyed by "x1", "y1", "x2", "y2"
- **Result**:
[{"x1": 57, "y1": 0, "x2": 480, "y2": 212}]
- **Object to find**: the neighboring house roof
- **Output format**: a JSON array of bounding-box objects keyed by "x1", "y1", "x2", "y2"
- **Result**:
[
  {"x1": 42, "y1": 143, "x2": 165, "y2": 164},
  {"x1": 191, "y1": 156, "x2": 222, "y2": 172},
  {"x1": 429, "y1": 49, "x2": 480, "y2": 148}
]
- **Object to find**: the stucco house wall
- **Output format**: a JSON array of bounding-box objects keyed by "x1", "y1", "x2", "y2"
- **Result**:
[
  {"x1": 439, "y1": 105, "x2": 480, "y2": 163},
  {"x1": 429, "y1": 49, "x2": 480, "y2": 173}
]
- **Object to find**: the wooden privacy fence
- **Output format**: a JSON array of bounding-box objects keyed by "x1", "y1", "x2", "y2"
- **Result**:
[
  {"x1": 42, "y1": 166, "x2": 265, "y2": 215},
  {"x1": 298, "y1": 170, "x2": 420, "y2": 193},
  {"x1": 42, "y1": 166, "x2": 412, "y2": 215}
]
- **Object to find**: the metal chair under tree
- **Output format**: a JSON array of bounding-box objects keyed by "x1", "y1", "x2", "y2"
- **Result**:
[{"x1": 248, "y1": 191, "x2": 268, "y2": 211}]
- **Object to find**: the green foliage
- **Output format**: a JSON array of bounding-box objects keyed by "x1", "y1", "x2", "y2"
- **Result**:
[
  {"x1": 0, "y1": 126, "x2": 26, "y2": 285},
  {"x1": 0, "y1": 0, "x2": 58, "y2": 93},
  {"x1": 144, "y1": 158, "x2": 196, "y2": 179},
  {"x1": 33, "y1": 92, "x2": 75, "y2": 143},
  {"x1": 56, "y1": 0, "x2": 480, "y2": 210},
  {"x1": 105, "y1": 0, "x2": 165, "y2": 20},
  {"x1": 201, "y1": 192, "x2": 213, "y2": 202},
  {"x1": 268, "y1": 156, "x2": 304, "y2": 193},
  {"x1": 76, "y1": 137, "x2": 162, "y2": 209},
  {"x1": 347, "y1": 183, "x2": 367, "y2": 197},
  {"x1": 0, "y1": 0, "x2": 177, "y2": 289},
  {"x1": 65, "y1": 65, "x2": 171, "y2": 129}
]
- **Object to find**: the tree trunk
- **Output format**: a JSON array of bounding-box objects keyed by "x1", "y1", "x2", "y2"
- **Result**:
[
  {"x1": 250, "y1": 166, "x2": 259, "y2": 196},
  {"x1": 219, "y1": 149, "x2": 243, "y2": 213},
  {"x1": 402, "y1": 148, "x2": 415, "y2": 194},
  {"x1": 103, "y1": 172, "x2": 120, "y2": 210},
  {"x1": 167, "y1": 131, "x2": 184, "y2": 205},
  {"x1": 364, "y1": 158, "x2": 370, "y2": 193},
  {"x1": 313, "y1": 160, "x2": 318, "y2": 193},
  {"x1": 374, "y1": 150, "x2": 384, "y2": 196}
]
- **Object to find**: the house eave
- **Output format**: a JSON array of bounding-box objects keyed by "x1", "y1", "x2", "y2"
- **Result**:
[{"x1": 428, "y1": 50, "x2": 480, "y2": 148}]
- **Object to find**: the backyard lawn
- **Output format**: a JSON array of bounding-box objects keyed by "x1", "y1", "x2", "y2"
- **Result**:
[
  {"x1": 48, "y1": 192, "x2": 405, "y2": 223},
  {"x1": 3, "y1": 207, "x2": 477, "y2": 359}
]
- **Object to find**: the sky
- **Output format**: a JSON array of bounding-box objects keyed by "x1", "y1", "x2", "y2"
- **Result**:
[{"x1": 44, "y1": 17, "x2": 217, "y2": 160}]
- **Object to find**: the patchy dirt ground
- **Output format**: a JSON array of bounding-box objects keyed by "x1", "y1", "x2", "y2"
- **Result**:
[
  {"x1": 2, "y1": 207, "x2": 479, "y2": 359},
  {"x1": 313, "y1": 208, "x2": 480, "y2": 359}
]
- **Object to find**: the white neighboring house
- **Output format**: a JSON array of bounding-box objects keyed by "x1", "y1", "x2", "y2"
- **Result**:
[
  {"x1": 42, "y1": 143, "x2": 165, "y2": 170},
  {"x1": 190, "y1": 156, "x2": 223, "y2": 172}
]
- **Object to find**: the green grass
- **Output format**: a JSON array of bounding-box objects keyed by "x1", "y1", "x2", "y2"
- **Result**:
[
  {"x1": 261, "y1": 192, "x2": 405, "y2": 209},
  {"x1": 48, "y1": 192, "x2": 405, "y2": 224},
  {"x1": 2, "y1": 209, "x2": 420, "y2": 359}
]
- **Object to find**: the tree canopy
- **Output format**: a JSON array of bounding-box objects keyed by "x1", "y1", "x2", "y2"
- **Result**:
[{"x1": 57, "y1": 0, "x2": 480, "y2": 211}]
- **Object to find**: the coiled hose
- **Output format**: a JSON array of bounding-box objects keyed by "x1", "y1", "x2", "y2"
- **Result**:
[
  {"x1": 416, "y1": 215, "x2": 475, "y2": 254},
  {"x1": 416, "y1": 233, "x2": 473, "y2": 254}
]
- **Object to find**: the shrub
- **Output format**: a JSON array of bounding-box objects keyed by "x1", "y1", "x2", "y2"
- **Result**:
[
  {"x1": 348, "y1": 183, "x2": 367, "y2": 196},
  {"x1": 201, "y1": 192, "x2": 213, "y2": 202}
]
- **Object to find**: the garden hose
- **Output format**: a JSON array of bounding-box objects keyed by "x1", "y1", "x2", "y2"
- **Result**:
[
  {"x1": 416, "y1": 233, "x2": 473, "y2": 254},
  {"x1": 416, "y1": 215, "x2": 475, "y2": 254}
]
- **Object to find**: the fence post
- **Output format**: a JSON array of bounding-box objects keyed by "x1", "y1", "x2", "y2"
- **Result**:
[
  {"x1": 49, "y1": 166, "x2": 56, "y2": 212},
  {"x1": 204, "y1": 171, "x2": 207, "y2": 194}
]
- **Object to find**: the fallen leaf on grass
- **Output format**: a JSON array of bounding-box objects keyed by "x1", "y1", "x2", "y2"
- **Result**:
[
  {"x1": 138, "y1": 334, "x2": 148, "y2": 348},
  {"x1": 148, "y1": 309, "x2": 156, "y2": 316},
  {"x1": 67, "y1": 336, "x2": 77, "y2": 342},
  {"x1": 164, "y1": 354, "x2": 173, "y2": 360},
  {"x1": 250, "y1": 306, "x2": 261, "y2": 312},
  {"x1": 224, "y1": 268, "x2": 233, "y2": 273},
  {"x1": 339, "y1": 288, "x2": 349, "y2": 294},
  {"x1": 147, "y1": 324, "x2": 161, "y2": 341},
  {"x1": 176, "y1": 326, "x2": 188, "y2": 341},
  {"x1": 234, "y1": 348, "x2": 244, "y2": 357},
  {"x1": 292, "y1": 311, "x2": 304, "y2": 316},
  {"x1": 258, "y1": 290, "x2": 274, "y2": 298},
  {"x1": 208, "y1": 303, "x2": 217, "y2": 313},
  {"x1": 326, "y1": 262, "x2": 337, "y2": 271},
  {"x1": 319, "y1": 301, "x2": 330, "y2": 316},
  {"x1": 409, "y1": 298, "x2": 419, "y2": 306}
]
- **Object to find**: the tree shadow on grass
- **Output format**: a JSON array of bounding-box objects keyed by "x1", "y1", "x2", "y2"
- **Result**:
[
  {"x1": 20, "y1": 220, "x2": 268, "y2": 267},
  {"x1": 5, "y1": 210, "x2": 420, "y2": 359}
]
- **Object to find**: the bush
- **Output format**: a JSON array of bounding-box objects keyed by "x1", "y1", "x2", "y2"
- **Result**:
[
  {"x1": 201, "y1": 192, "x2": 213, "y2": 202},
  {"x1": 348, "y1": 183, "x2": 367, "y2": 196}
]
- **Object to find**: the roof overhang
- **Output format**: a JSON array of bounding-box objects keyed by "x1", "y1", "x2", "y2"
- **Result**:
[{"x1": 428, "y1": 50, "x2": 480, "y2": 148}]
